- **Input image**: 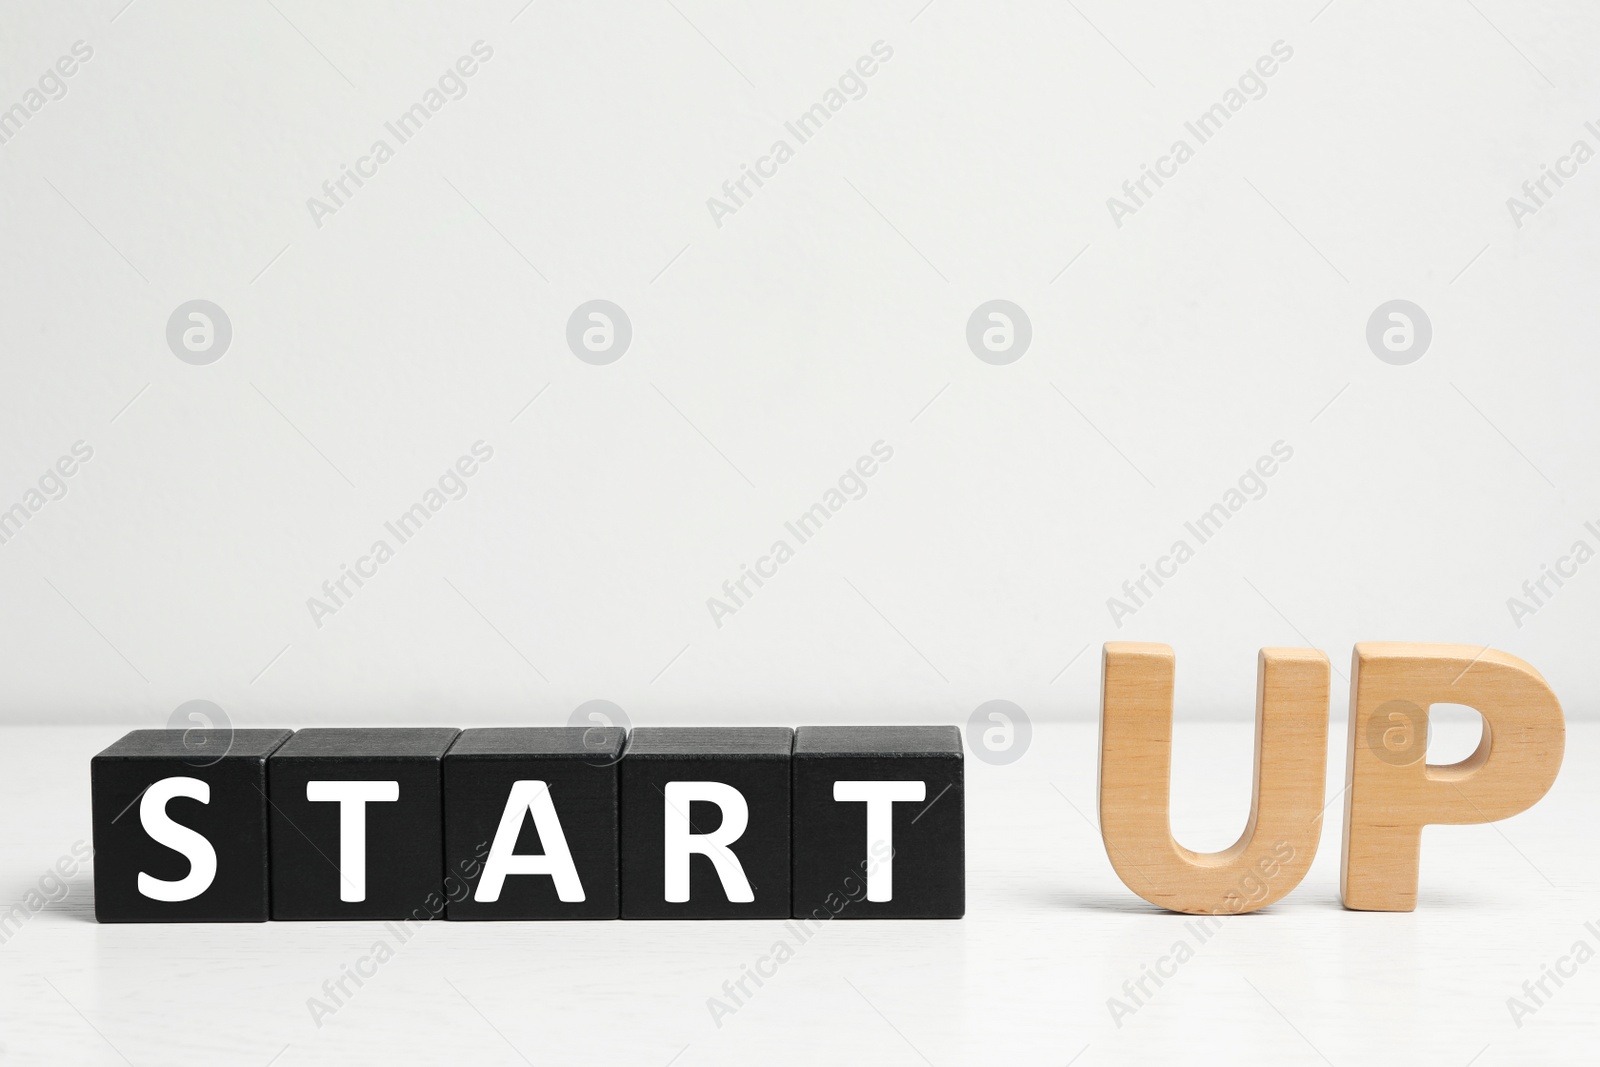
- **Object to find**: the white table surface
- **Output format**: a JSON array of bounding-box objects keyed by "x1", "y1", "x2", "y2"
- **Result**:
[{"x1": 0, "y1": 722, "x2": 1593, "y2": 1065}]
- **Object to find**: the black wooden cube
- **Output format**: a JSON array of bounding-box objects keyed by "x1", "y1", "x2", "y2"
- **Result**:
[
  {"x1": 91, "y1": 728, "x2": 291, "y2": 922},
  {"x1": 443, "y1": 727, "x2": 624, "y2": 920},
  {"x1": 269, "y1": 728, "x2": 458, "y2": 921},
  {"x1": 620, "y1": 727, "x2": 792, "y2": 919},
  {"x1": 792, "y1": 726, "x2": 964, "y2": 919}
]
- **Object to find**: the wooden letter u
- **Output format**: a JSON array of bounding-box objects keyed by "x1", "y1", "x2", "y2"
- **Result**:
[{"x1": 1098, "y1": 642, "x2": 1330, "y2": 914}]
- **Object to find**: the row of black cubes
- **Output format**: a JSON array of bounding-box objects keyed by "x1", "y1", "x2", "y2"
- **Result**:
[{"x1": 91, "y1": 725, "x2": 965, "y2": 921}]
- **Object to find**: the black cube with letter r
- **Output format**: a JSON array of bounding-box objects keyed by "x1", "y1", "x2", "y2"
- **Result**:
[{"x1": 619, "y1": 727, "x2": 792, "y2": 919}]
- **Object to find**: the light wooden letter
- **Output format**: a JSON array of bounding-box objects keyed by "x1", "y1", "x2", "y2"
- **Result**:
[
  {"x1": 1098, "y1": 643, "x2": 1330, "y2": 915},
  {"x1": 1341, "y1": 642, "x2": 1564, "y2": 912}
]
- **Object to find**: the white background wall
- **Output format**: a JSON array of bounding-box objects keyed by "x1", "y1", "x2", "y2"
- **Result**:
[{"x1": 2, "y1": 0, "x2": 1597, "y2": 732}]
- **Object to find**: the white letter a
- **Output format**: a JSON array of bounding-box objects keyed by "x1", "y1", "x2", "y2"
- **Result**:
[{"x1": 477, "y1": 780, "x2": 585, "y2": 903}]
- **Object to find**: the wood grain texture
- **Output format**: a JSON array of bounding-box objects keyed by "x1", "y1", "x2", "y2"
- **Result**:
[
  {"x1": 1340, "y1": 642, "x2": 1565, "y2": 912},
  {"x1": 1098, "y1": 643, "x2": 1330, "y2": 915}
]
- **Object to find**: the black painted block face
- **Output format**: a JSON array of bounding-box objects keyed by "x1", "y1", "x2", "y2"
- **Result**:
[
  {"x1": 269, "y1": 728, "x2": 458, "y2": 921},
  {"x1": 444, "y1": 727, "x2": 623, "y2": 920},
  {"x1": 620, "y1": 727, "x2": 792, "y2": 919},
  {"x1": 792, "y1": 726, "x2": 964, "y2": 919},
  {"x1": 92, "y1": 729, "x2": 292, "y2": 923}
]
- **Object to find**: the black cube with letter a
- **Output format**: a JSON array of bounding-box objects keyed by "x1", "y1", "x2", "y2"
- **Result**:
[{"x1": 444, "y1": 726, "x2": 624, "y2": 920}]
